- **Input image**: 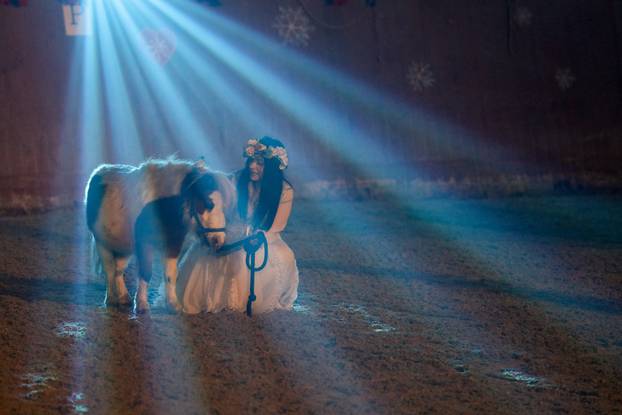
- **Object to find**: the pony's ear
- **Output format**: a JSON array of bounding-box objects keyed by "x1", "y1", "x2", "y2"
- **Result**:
[
  {"x1": 181, "y1": 168, "x2": 201, "y2": 196},
  {"x1": 194, "y1": 158, "x2": 207, "y2": 170}
]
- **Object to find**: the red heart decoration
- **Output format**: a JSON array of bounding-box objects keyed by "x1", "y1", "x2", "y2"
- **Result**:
[{"x1": 141, "y1": 28, "x2": 176, "y2": 65}]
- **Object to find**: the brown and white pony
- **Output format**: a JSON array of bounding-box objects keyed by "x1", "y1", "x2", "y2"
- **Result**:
[{"x1": 84, "y1": 158, "x2": 236, "y2": 312}]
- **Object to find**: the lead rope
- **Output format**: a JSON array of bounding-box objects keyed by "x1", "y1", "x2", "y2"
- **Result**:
[
  {"x1": 201, "y1": 225, "x2": 269, "y2": 317},
  {"x1": 243, "y1": 231, "x2": 269, "y2": 317}
]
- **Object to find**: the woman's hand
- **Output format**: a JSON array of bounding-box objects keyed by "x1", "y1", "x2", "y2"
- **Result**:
[{"x1": 205, "y1": 231, "x2": 225, "y2": 251}]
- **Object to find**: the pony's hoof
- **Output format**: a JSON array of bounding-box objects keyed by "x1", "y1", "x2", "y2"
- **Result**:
[
  {"x1": 104, "y1": 296, "x2": 118, "y2": 307},
  {"x1": 166, "y1": 301, "x2": 182, "y2": 314},
  {"x1": 118, "y1": 294, "x2": 132, "y2": 307},
  {"x1": 135, "y1": 301, "x2": 150, "y2": 314}
]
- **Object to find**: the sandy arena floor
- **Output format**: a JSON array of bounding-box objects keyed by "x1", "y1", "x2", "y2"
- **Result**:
[{"x1": 0, "y1": 195, "x2": 621, "y2": 414}]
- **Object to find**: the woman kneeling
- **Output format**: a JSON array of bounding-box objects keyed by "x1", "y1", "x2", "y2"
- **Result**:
[{"x1": 178, "y1": 136, "x2": 299, "y2": 314}]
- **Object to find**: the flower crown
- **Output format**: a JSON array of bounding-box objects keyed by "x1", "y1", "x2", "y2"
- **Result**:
[{"x1": 243, "y1": 138, "x2": 288, "y2": 170}]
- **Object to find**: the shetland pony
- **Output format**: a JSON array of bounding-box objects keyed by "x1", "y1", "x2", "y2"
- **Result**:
[{"x1": 84, "y1": 158, "x2": 236, "y2": 312}]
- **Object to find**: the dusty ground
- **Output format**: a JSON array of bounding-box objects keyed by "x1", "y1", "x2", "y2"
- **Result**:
[{"x1": 0, "y1": 195, "x2": 621, "y2": 414}]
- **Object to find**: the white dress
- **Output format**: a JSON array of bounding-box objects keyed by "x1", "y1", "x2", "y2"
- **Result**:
[{"x1": 177, "y1": 182, "x2": 299, "y2": 314}]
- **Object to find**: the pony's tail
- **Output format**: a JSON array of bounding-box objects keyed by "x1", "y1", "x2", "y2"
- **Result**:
[
  {"x1": 85, "y1": 171, "x2": 106, "y2": 282},
  {"x1": 89, "y1": 234, "x2": 105, "y2": 282},
  {"x1": 85, "y1": 173, "x2": 104, "y2": 231}
]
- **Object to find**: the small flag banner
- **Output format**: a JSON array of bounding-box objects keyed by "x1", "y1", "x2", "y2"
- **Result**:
[
  {"x1": 1, "y1": 0, "x2": 28, "y2": 7},
  {"x1": 324, "y1": 0, "x2": 377, "y2": 6}
]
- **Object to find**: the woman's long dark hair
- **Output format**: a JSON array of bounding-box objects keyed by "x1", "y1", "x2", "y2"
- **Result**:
[{"x1": 236, "y1": 137, "x2": 289, "y2": 231}]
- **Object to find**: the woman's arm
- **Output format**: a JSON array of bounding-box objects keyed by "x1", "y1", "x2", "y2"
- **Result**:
[{"x1": 267, "y1": 184, "x2": 293, "y2": 233}]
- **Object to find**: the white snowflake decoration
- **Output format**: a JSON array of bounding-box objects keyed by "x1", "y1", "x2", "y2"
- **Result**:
[
  {"x1": 407, "y1": 62, "x2": 435, "y2": 92},
  {"x1": 514, "y1": 7, "x2": 533, "y2": 28},
  {"x1": 555, "y1": 67, "x2": 576, "y2": 91},
  {"x1": 273, "y1": 6, "x2": 314, "y2": 47}
]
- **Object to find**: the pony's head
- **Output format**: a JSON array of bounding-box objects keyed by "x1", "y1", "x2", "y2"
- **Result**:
[{"x1": 182, "y1": 168, "x2": 226, "y2": 250}]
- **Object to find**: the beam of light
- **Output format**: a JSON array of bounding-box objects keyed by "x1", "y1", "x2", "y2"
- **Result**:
[
  {"x1": 54, "y1": 1, "x2": 106, "y2": 410},
  {"x1": 117, "y1": 0, "x2": 284, "y2": 168},
  {"x1": 141, "y1": 1, "x2": 546, "y2": 287},
  {"x1": 52, "y1": 1, "x2": 103, "y2": 411},
  {"x1": 69, "y1": 0, "x2": 608, "y2": 338},
  {"x1": 54, "y1": 2, "x2": 138, "y2": 410},
  {"x1": 172, "y1": 8, "x2": 616, "y2": 274},
  {"x1": 84, "y1": 5, "x2": 221, "y2": 411},
  {"x1": 149, "y1": 0, "x2": 391, "y2": 173},
  {"x1": 151, "y1": 1, "x2": 524, "y2": 177},
  {"x1": 108, "y1": 2, "x2": 394, "y2": 406},
  {"x1": 92, "y1": 0, "x2": 145, "y2": 164},
  {"x1": 116, "y1": 0, "x2": 258, "y2": 167},
  {"x1": 53, "y1": 2, "x2": 615, "y2": 411},
  {"x1": 143, "y1": 2, "x2": 564, "y2": 264},
  {"x1": 162, "y1": 10, "x2": 622, "y2": 401},
  {"x1": 164, "y1": 5, "x2": 619, "y2": 309},
  {"x1": 97, "y1": 0, "x2": 179, "y2": 157},
  {"x1": 54, "y1": 2, "x2": 213, "y2": 413},
  {"x1": 59, "y1": 1, "x2": 105, "y2": 183},
  {"x1": 140, "y1": 1, "x2": 379, "y2": 179},
  {"x1": 145, "y1": 0, "x2": 610, "y2": 364},
  {"x1": 114, "y1": 0, "x2": 286, "y2": 168},
  {"x1": 69, "y1": 0, "x2": 607, "y2": 332},
  {"x1": 109, "y1": 0, "x2": 207, "y2": 161},
  {"x1": 125, "y1": 0, "x2": 315, "y2": 169}
]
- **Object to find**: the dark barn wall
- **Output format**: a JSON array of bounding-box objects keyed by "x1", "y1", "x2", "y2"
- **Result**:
[
  {"x1": 1, "y1": 0, "x2": 621, "y2": 209},
  {"x1": 1, "y1": 1, "x2": 74, "y2": 207}
]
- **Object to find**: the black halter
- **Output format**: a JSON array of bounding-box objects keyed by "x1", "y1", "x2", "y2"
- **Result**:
[
  {"x1": 184, "y1": 169, "x2": 225, "y2": 236},
  {"x1": 193, "y1": 211, "x2": 226, "y2": 238}
]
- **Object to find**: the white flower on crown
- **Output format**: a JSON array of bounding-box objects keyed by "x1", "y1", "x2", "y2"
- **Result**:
[
  {"x1": 271, "y1": 146, "x2": 289, "y2": 170},
  {"x1": 243, "y1": 139, "x2": 259, "y2": 158}
]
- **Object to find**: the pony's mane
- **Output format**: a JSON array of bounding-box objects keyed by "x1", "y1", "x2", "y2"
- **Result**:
[
  {"x1": 138, "y1": 156, "x2": 194, "y2": 171},
  {"x1": 86, "y1": 157, "x2": 235, "y2": 215},
  {"x1": 213, "y1": 171, "x2": 238, "y2": 222},
  {"x1": 137, "y1": 157, "x2": 196, "y2": 204}
]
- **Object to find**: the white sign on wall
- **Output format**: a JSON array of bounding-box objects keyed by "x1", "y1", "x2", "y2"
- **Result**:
[{"x1": 63, "y1": 4, "x2": 92, "y2": 36}]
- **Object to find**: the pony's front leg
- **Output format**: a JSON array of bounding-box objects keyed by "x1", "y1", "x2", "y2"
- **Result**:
[
  {"x1": 164, "y1": 257, "x2": 182, "y2": 313},
  {"x1": 135, "y1": 243, "x2": 153, "y2": 313},
  {"x1": 136, "y1": 278, "x2": 150, "y2": 313}
]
